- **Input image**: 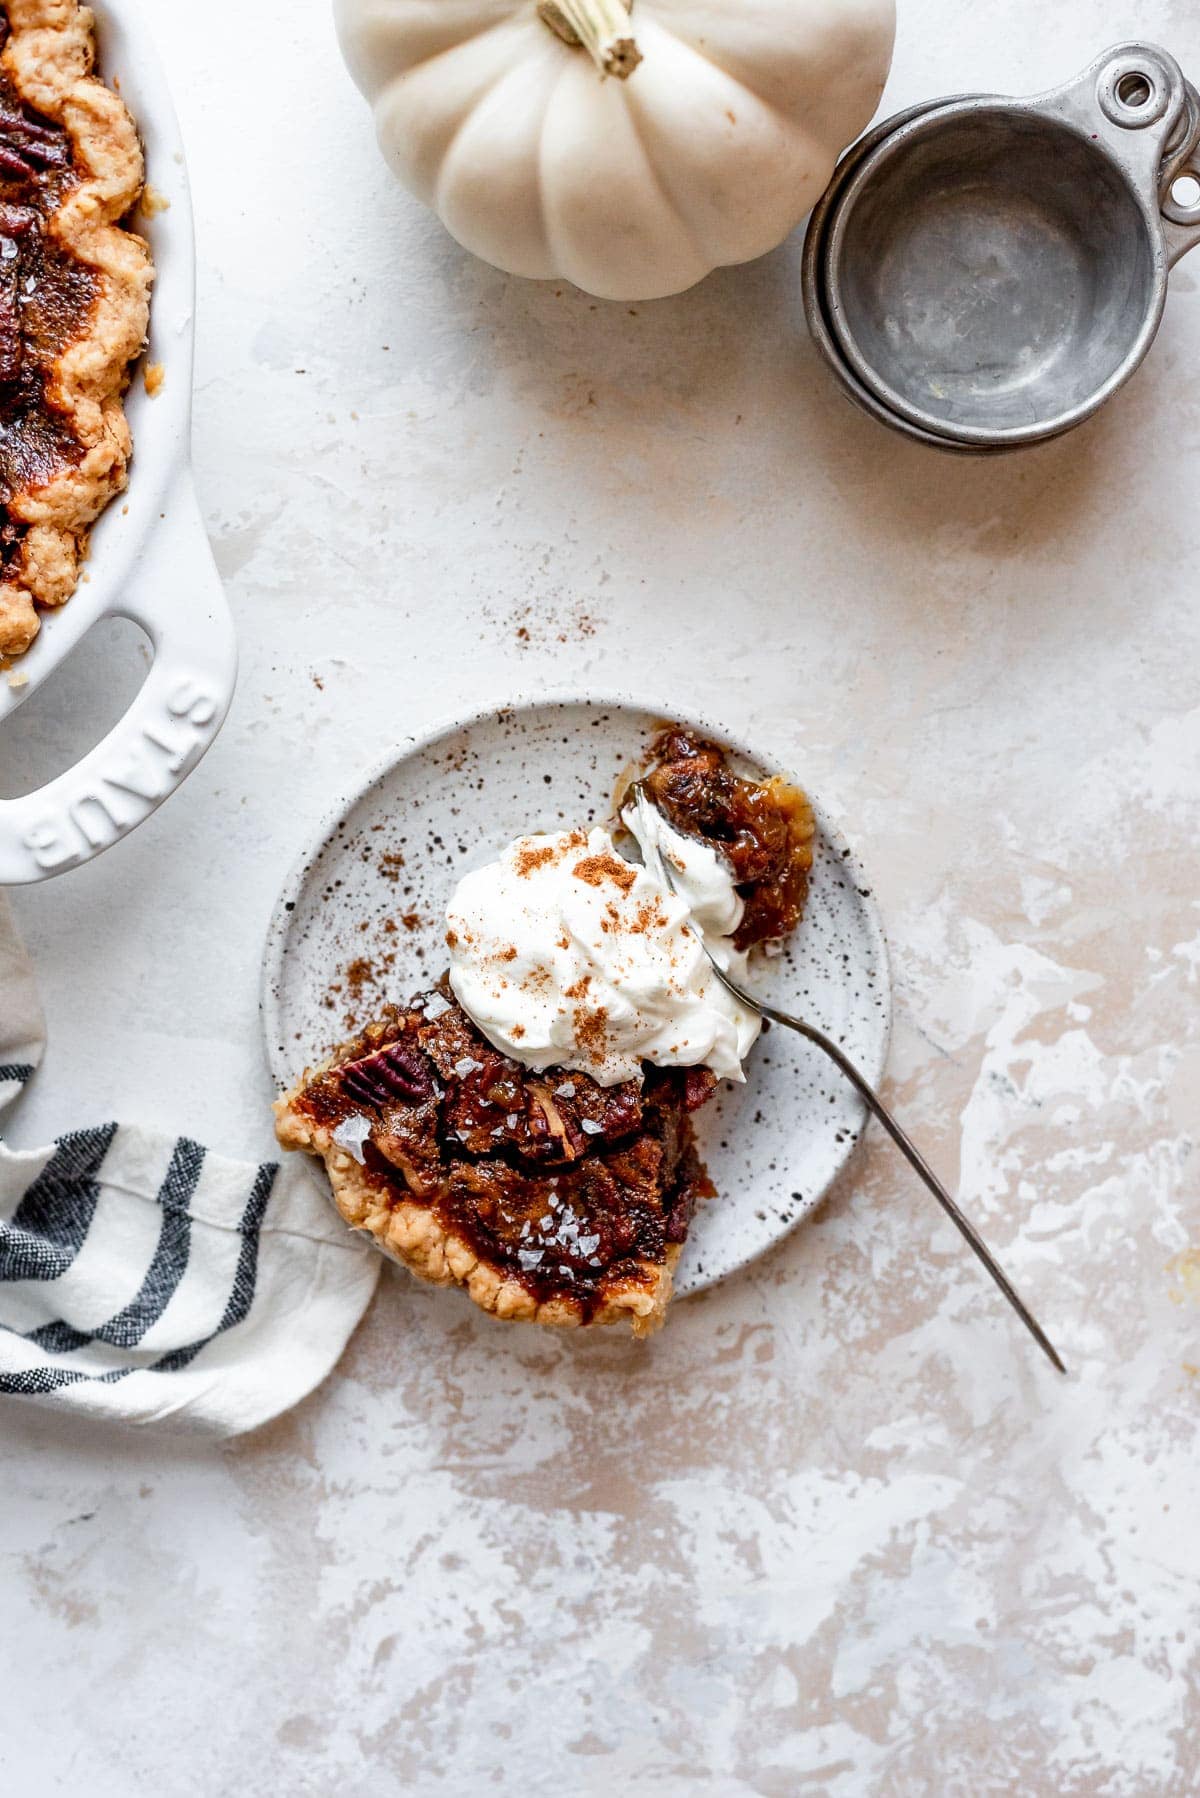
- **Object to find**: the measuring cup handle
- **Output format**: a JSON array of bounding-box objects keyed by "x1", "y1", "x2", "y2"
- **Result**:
[
  {"x1": 1039, "y1": 42, "x2": 1191, "y2": 189},
  {"x1": 1161, "y1": 150, "x2": 1200, "y2": 267}
]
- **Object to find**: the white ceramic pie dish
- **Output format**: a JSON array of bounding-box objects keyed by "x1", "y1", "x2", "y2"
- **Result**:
[
  {"x1": 0, "y1": 0, "x2": 236, "y2": 885},
  {"x1": 262, "y1": 695, "x2": 892, "y2": 1300}
]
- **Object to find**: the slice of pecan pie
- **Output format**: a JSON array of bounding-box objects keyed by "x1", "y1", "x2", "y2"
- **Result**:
[
  {"x1": 0, "y1": 0, "x2": 152, "y2": 662},
  {"x1": 275, "y1": 987, "x2": 718, "y2": 1337}
]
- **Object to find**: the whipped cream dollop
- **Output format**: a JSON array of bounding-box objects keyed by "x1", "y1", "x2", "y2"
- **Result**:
[{"x1": 445, "y1": 822, "x2": 758, "y2": 1087}]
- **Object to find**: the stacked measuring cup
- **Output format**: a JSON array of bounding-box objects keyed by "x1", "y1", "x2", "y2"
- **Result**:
[{"x1": 802, "y1": 44, "x2": 1200, "y2": 454}]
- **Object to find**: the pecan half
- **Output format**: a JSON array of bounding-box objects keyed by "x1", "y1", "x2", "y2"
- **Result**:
[{"x1": 339, "y1": 1040, "x2": 434, "y2": 1108}]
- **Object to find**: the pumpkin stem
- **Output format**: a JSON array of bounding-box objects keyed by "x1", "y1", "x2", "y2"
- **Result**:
[{"x1": 537, "y1": 0, "x2": 641, "y2": 80}]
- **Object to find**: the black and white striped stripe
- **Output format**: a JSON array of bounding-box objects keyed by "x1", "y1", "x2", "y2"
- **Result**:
[
  {"x1": 0, "y1": 1063, "x2": 36, "y2": 1113},
  {"x1": 0, "y1": 1125, "x2": 118, "y2": 1286}
]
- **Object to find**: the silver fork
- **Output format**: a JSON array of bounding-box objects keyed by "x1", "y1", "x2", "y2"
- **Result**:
[{"x1": 631, "y1": 787, "x2": 1066, "y2": 1375}]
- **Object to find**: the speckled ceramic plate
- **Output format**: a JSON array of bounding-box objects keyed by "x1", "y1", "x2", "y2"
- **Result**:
[{"x1": 261, "y1": 696, "x2": 891, "y2": 1298}]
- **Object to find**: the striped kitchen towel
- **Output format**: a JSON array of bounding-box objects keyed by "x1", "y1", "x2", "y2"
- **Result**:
[{"x1": 0, "y1": 897, "x2": 379, "y2": 1435}]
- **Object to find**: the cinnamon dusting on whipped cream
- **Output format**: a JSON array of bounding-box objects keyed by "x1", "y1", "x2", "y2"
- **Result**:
[{"x1": 572, "y1": 851, "x2": 636, "y2": 893}]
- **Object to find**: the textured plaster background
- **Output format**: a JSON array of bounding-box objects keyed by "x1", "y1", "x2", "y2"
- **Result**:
[{"x1": 2, "y1": 0, "x2": 1199, "y2": 1791}]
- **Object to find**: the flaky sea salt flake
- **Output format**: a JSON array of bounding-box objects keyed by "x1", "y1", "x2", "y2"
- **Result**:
[{"x1": 331, "y1": 1114, "x2": 372, "y2": 1164}]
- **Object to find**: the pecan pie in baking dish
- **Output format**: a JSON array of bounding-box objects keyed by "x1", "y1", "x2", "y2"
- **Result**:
[
  {"x1": 275, "y1": 731, "x2": 816, "y2": 1336},
  {"x1": 0, "y1": 0, "x2": 152, "y2": 663}
]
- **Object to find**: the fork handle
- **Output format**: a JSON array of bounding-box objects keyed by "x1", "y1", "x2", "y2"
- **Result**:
[{"x1": 754, "y1": 999, "x2": 1066, "y2": 1374}]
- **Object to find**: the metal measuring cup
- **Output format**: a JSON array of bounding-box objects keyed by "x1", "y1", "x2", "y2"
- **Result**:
[
  {"x1": 804, "y1": 44, "x2": 1200, "y2": 451},
  {"x1": 802, "y1": 95, "x2": 1010, "y2": 454}
]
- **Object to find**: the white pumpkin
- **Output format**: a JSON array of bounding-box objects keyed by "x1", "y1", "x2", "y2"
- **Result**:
[{"x1": 335, "y1": 0, "x2": 895, "y2": 301}]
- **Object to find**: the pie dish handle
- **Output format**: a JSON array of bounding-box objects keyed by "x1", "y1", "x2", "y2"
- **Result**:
[{"x1": 0, "y1": 475, "x2": 237, "y2": 885}]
